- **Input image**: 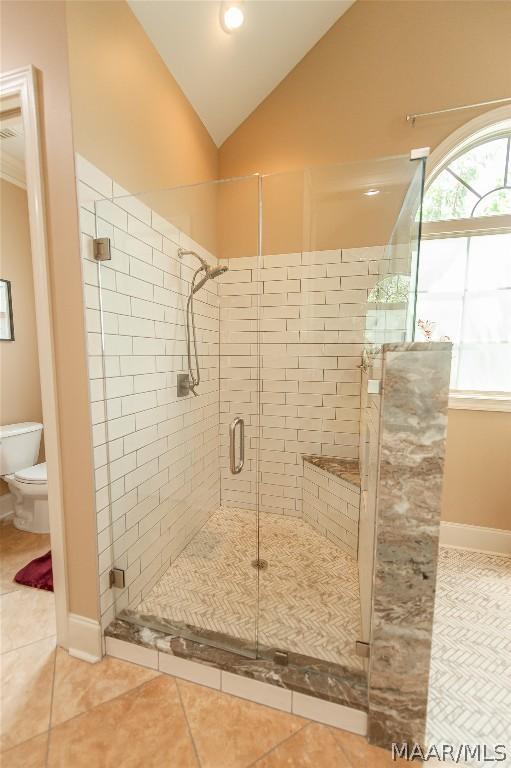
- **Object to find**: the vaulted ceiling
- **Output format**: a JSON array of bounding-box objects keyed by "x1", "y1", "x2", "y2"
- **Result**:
[{"x1": 128, "y1": 0, "x2": 354, "y2": 146}]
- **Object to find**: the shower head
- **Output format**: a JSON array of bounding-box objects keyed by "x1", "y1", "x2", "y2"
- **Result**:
[
  {"x1": 179, "y1": 248, "x2": 229, "y2": 291},
  {"x1": 192, "y1": 264, "x2": 228, "y2": 294},
  {"x1": 207, "y1": 265, "x2": 228, "y2": 280}
]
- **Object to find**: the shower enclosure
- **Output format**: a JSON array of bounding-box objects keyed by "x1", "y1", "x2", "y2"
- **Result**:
[{"x1": 91, "y1": 154, "x2": 425, "y2": 677}]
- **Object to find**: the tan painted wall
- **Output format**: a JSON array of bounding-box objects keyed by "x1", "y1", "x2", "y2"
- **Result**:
[
  {"x1": 65, "y1": 0, "x2": 219, "y2": 255},
  {"x1": 442, "y1": 411, "x2": 511, "y2": 531},
  {"x1": 65, "y1": 0, "x2": 218, "y2": 194},
  {"x1": 219, "y1": 0, "x2": 511, "y2": 532},
  {"x1": 1, "y1": 1, "x2": 99, "y2": 617},
  {"x1": 0, "y1": 179, "x2": 43, "y2": 495},
  {"x1": 220, "y1": 1, "x2": 511, "y2": 176}
]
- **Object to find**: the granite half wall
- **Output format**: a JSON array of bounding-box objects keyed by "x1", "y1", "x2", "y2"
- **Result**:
[{"x1": 367, "y1": 342, "x2": 452, "y2": 749}]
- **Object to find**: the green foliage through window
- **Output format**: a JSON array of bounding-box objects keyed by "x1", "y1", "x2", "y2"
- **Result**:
[
  {"x1": 423, "y1": 135, "x2": 511, "y2": 222},
  {"x1": 368, "y1": 274, "x2": 409, "y2": 304}
]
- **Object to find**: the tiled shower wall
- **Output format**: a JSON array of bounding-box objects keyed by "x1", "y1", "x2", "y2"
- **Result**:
[
  {"x1": 302, "y1": 460, "x2": 361, "y2": 559},
  {"x1": 76, "y1": 155, "x2": 220, "y2": 628},
  {"x1": 218, "y1": 250, "x2": 384, "y2": 518}
]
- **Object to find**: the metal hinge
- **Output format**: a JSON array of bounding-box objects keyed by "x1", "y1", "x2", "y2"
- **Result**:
[
  {"x1": 355, "y1": 641, "x2": 370, "y2": 658},
  {"x1": 410, "y1": 147, "x2": 430, "y2": 160},
  {"x1": 273, "y1": 650, "x2": 289, "y2": 666},
  {"x1": 93, "y1": 237, "x2": 112, "y2": 261},
  {"x1": 109, "y1": 568, "x2": 125, "y2": 589}
]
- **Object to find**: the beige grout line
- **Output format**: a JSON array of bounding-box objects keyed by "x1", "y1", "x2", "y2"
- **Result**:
[
  {"x1": 328, "y1": 726, "x2": 372, "y2": 768},
  {"x1": 1, "y1": 575, "x2": 52, "y2": 597},
  {"x1": 0, "y1": 630, "x2": 57, "y2": 657},
  {"x1": 0, "y1": 631, "x2": 57, "y2": 656},
  {"x1": 0, "y1": 732, "x2": 49, "y2": 762},
  {"x1": 174, "y1": 678, "x2": 204, "y2": 768},
  {"x1": 1, "y1": 657, "x2": 161, "y2": 760},
  {"x1": 44, "y1": 643, "x2": 58, "y2": 768},
  {"x1": 244, "y1": 721, "x2": 310, "y2": 768},
  {"x1": 48, "y1": 674, "x2": 162, "y2": 733},
  {"x1": 174, "y1": 676, "x2": 316, "y2": 768}
]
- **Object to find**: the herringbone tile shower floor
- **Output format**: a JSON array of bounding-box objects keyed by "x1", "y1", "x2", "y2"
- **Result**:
[
  {"x1": 137, "y1": 506, "x2": 363, "y2": 669},
  {"x1": 428, "y1": 547, "x2": 511, "y2": 766}
]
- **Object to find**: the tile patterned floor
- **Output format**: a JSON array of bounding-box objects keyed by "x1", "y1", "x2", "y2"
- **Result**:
[
  {"x1": 0, "y1": 520, "x2": 400, "y2": 768},
  {"x1": 428, "y1": 547, "x2": 511, "y2": 767},
  {"x1": 2, "y1": 518, "x2": 510, "y2": 767},
  {"x1": 137, "y1": 506, "x2": 363, "y2": 669}
]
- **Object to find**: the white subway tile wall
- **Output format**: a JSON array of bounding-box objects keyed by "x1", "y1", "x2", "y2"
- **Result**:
[
  {"x1": 218, "y1": 250, "x2": 383, "y2": 519},
  {"x1": 302, "y1": 460, "x2": 360, "y2": 559},
  {"x1": 77, "y1": 155, "x2": 221, "y2": 628}
]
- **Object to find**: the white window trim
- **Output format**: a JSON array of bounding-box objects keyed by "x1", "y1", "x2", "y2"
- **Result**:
[
  {"x1": 422, "y1": 213, "x2": 511, "y2": 240},
  {"x1": 426, "y1": 106, "x2": 511, "y2": 183},
  {"x1": 424, "y1": 107, "x2": 511, "y2": 412},
  {"x1": 448, "y1": 391, "x2": 511, "y2": 412}
]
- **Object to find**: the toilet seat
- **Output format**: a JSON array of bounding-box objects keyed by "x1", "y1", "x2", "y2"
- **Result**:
[{"x1": 14, "y1": 461, "x2": 47, "y2": 485}]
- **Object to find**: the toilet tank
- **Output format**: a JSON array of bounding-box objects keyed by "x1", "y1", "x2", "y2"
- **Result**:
[{"x1": 0, "y1": 423, "x2": 43, "y2": 475}]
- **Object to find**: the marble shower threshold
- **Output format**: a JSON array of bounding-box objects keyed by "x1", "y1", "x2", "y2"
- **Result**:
[{"x1": 105, "y1": 616, "x2": 368, "y2": 713}]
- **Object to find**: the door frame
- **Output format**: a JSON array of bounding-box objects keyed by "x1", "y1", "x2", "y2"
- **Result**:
[{"x1": 0, "y1": 65, "x2": 69, "y2": 645}]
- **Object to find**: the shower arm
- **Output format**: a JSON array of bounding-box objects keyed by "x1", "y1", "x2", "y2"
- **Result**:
[{"x1": 179, "y1": 248, "x2": 209, "y2": 271}]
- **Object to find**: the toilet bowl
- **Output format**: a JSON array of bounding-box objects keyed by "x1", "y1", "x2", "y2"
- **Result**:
[
  {"x1": 5, "y1": 462, "x2": 49, "y2": 534},
  {"x1": 0, "y1": 422, "x2": 49, "y2": 534}
]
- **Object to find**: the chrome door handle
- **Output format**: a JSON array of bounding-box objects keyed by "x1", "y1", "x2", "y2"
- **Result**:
[{"x1": 229, "y1": 417, "x2": 245, "y2": 474}]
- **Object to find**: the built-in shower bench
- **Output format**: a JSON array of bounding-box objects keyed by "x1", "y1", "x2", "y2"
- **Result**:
[{"x1": 302, "y1": 455, "x2": 360, "y2": 560}]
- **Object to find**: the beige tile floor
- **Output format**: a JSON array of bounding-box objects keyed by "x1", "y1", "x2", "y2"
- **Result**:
[
  {"x1": 0, "y1": 520, "x2": 402, "y2": 768},
  {"x1": 6, "y1": 519, "x2": 508, "y2": 767}
]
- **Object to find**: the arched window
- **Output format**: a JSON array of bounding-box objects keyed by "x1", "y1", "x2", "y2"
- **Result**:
[{"x1": 417, "y1": 122, "x2": 511, "y2": 401}]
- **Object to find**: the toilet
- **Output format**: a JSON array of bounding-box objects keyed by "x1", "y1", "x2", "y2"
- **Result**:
[{"x1": 0, "y1": 422, "x2": 49, "y2": 534}]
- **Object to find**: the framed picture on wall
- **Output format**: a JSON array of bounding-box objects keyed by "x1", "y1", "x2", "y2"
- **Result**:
[{"x1": 0, "y1": 279, "x2": 14, "y2": 341}]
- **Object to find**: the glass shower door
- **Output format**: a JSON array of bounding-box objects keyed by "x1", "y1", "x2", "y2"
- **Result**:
[
  {"x1": 216, "y1": 174, "x2": 263, "y2": 654},
  {"x1": 93, "y1": 174, "x2": 262, "y2": 656},
  {"x1": 257, "y1": 156, "x2": 426, "y2": 672}
]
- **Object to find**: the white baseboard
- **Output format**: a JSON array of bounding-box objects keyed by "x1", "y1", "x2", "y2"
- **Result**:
[
  {"x1": 68, "y1": 613, "x2": 102, "y2": 663},
  {"x1": 0, "y1": 492, "x2": 13, "y2": 520},
  {"x1": 440, "y1": 522, "x2": 511, "y2": 556}
]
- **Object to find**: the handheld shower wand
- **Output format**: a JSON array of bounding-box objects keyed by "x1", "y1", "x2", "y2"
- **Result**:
[{"x1": 178, "y1": 248, "x2": 228, "y2": 396}]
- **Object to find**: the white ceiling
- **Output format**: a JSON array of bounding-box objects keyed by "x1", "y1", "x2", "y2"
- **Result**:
[{"x1": 128, "y1": 0, "x2": 354, "y2": 146}]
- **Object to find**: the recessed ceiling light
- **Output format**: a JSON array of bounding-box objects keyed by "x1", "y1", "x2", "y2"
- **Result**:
[
  {"x1": 364, "y1": 188, "x2": 380, "y2": 197},
  {"x1": 221, "y1": 3, "x2": 244, "y2": 33}
]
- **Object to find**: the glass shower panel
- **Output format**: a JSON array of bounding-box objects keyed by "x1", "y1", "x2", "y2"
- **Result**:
[
  {"x1": 359, "y1": 156, "x2": 425, "y2": 646},
  {"x1": 94, "y1": 175, "x2": 262, "y2": 655},
  {"x1": 365, "y1": 158, "x2": 426, "y2": 348},
  {"x1": 259, "y1": 156, "x2": 423, "y2": 672}
]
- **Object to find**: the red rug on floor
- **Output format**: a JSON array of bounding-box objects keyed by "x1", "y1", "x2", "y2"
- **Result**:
[{"x1": 14, "y1": 550, "x2": 53, "y2": 592}]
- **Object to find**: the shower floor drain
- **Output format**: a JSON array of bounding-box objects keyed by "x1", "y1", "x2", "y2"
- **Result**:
[{"x1": 251, "y1": 558, "x2": 268, "y2": 570}]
